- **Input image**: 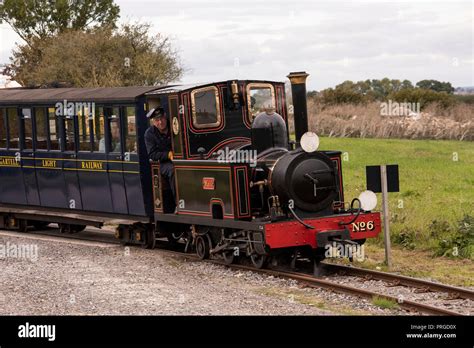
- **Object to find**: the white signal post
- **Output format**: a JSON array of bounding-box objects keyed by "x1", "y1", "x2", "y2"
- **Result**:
[{"x1": 380, "y1": 165, "x2": 392, "y2": 268}]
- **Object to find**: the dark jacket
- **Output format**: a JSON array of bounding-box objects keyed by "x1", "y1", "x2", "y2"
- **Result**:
[{"x1": 144, "y1": 126, "x2": 172, "y2": 162}]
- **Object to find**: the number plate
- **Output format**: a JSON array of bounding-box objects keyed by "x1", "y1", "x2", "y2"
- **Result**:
[
  {"x1": 351, "y1": 220, "x2": 375, "y2": 232},
  {"x1": 202, "y1": 177, "x2": 215, "y2": 190}
]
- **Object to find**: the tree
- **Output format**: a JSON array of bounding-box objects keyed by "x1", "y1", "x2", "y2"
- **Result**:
[
  {"x1": 318, "y1": 84, "x2": 368, "y2": 105},
  {"x1": 307, "y1": 90, "x2": 318, "y2": 99},
  {"x1": 370, "y1": 78, "x2": 398, "y2": 100},
  {"x1": 0, "y1": 0, "x2": 119, "y2": 44},
  {"x1": 324, "y1": 78, "x2": 413, "y2": 102},
  {"x1": 416, "y1": 79, "x2": 454, "y2": 94},
  {"x1": 312, "y1": 77, "x2": 459, "y2": 108},
  {"x1": 5, "y1": 23, "x2": 183, "y2": 87},
  {"x1": 401, "y1": 79, "x2": 414, "y2": 90},
  {"x1": 389, "y1": 88, "x2": 455, "y2": 109}
]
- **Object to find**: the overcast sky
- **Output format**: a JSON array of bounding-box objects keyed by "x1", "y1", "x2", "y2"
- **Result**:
[{"x1": 1, "y1": 0, "x2": 472, "y2": 90}]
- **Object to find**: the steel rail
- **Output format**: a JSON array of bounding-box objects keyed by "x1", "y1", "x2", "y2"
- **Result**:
[{"x1": 321, "y1": 263, "x2": 474, "y2": 301}]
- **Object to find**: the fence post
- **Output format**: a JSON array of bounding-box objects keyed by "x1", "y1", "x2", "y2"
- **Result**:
[{"x1": 380, "y1": 165, "x2": 392, "y2": 269}]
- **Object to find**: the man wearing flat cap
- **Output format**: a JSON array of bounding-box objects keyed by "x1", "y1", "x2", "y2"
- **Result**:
[{"x1": 145, "y1": 107, "x2": 175, "y2": 202}]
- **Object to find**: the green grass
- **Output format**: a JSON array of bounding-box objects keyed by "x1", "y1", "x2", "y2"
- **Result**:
[
  {"x1": 317, "y1": 137, "x2": 474, "y2": 251},
  {"x1": 371, "y1": 296, "x2": 399, "y2": 310}
]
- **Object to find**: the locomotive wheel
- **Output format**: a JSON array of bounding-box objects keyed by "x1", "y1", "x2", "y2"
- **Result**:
[
  {"x1": 250, "y1": 254, "x2": 267, "y2": 269},
  {"x1": 222, "y1": 251, "x2": 235, "y2": 265},
  {"x1": 195, "y1": 235, "x2": 210, "y2": 260}
]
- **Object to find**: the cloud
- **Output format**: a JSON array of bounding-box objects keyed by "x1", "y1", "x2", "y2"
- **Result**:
[
  {"x1": 1, "y1": 0, "x2": 472, "y2": 89},
  {"x1": 127, "y1": 0, "x2": 472, "y2": 89}
]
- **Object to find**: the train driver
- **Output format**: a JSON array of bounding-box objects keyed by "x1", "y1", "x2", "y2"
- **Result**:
[{"x1": 145, "y1": 107, "x2": 176, "y2": 202}]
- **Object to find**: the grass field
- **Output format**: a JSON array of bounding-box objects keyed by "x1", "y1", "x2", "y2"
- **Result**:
[{"x1": 317, "y1": 137, "x2": 474, "y2": 255}]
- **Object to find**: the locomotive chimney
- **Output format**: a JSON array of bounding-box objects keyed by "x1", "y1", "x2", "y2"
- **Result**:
[{"x1": 287, "y1": 71, "x2": 309, "y2": 143}]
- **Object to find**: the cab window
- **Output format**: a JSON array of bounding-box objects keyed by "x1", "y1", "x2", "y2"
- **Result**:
[
  {"x1": 247, "y1": 83, "x2": 276, "y2": 120},
  {"x1": 191, "y1": 86, "x2": 221, "y2": 129}
]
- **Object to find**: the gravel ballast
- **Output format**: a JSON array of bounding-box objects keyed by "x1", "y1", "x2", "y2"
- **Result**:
[{"x1": 0, "y1": 232, "x2": 405, "y2": 315}]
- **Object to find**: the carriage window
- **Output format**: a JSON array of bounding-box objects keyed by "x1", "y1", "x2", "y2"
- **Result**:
[
  {"x1": 191, "y1": 86, "x2": 221, "y2": 129},
  {"x1": 124, "y1": 106, "x2": 137, "y2": 154},
  {"x1": 78, "y1": 107, "x2": 92, "y2": 151},
  {"x1": 22, "y1": 108, "x2": 33, "y2": 150},
  {"x1": 64, "y1": 116, "x2": 76, "y2": 151},
  {"x1": 107, "y1": 107, "x2": 121, "y2": 153},
  {"x1": 0, "y1": 109, "x2": 6, "y2": 148},
  {"x1": 247, "y1": 83, "x2": 276, "y2": 120},
  {"x1": 7, "y1": 108, "x2": 19, "y2": 149},
  {"x1": 93, "y1": 107, "x2": 105, "y2": 152},
  {"x1": 48, "y1": 107, "x2": 60, "y2": 150},
  {"x1": 35, "y1": 108, "x2": 48, "y2": 150}
]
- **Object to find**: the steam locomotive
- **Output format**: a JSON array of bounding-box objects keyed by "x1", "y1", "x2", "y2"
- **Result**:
[{"x1": 0, "y1": 71, "x2": 381, "y2": 271}]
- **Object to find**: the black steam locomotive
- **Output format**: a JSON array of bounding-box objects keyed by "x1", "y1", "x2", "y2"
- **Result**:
[{"x1": 0, "y1": 71, "x2": 381, "y2": 269}]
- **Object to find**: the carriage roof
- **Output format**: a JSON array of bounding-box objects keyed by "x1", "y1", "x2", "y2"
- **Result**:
[
  {"x1": 0, "y1": 79, "x2": 284, "y2": 106},
  {"x1": 0, "y1": 86, "x2": 161, "y2": 104}
]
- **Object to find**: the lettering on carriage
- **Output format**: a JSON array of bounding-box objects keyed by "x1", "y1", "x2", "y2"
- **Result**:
[
  {"x1": 81, "y1": 161, "x2": 103, "y2": 170},
  {"x1": 41, "y1": 160, "x2": 57, "y2": 168},
  {"x1": 0, "y1": 157, "x2": 20, "y2": 166}
]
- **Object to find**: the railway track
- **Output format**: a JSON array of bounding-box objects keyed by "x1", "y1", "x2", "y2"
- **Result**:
[
  {"x1": 213, "y1": 262, "x2": 467, "y2": 316},
  {"x1": 321, "y1": 263, "x2": 474, "y2": 301},
  {"x1": 1, "y1": 227, "x2": 471, "y2": 316},
  {"x1": 131, "y1": 241, "x2": 473, "y2": 315}
]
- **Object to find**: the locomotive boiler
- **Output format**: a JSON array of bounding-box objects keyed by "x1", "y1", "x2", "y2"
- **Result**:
[{"x1": 250, "y1": 110, "x2": 340, "y2": 218}]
